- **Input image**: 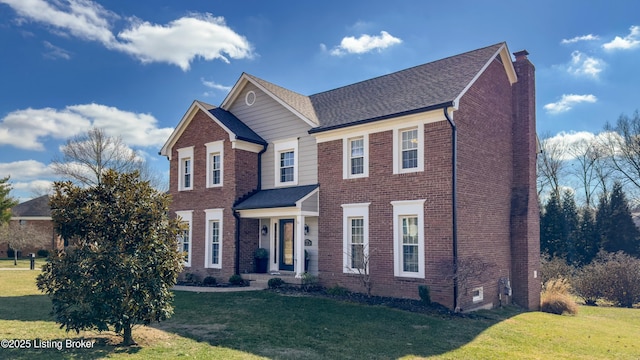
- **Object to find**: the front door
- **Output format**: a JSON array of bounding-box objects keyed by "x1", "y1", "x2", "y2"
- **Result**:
[{"x1": 279, "y1": 219, "x2": 294, "y2": 271}]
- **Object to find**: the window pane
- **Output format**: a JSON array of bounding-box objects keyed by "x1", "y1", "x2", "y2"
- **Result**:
[
  {"x1": 402, "y1": 129, "x2": 418, "y2": 150},
  {"x1": 212, "y1": 154, "x2": 220, "y2": 185},
  {"x1": 351, "y1": 244, "x2": 364, "y2": 269},
  {"x1": 351, "y1": 157, "x2": 364, "y2": 175},
  {"x1": 403, "y1": 245, "x2": 418, "y2": 272},
  {"x1": 184, "y1": 159, "x2": 191, "y2": 187},
  {"x1": 211, "y1": 221, "x2": 219, "y2": 265},
  {"x1": 280, "y1": 167, "x2": 294, "y2": 182},
  {"x1": 280, "y1": 151, "x2": 294, "y2": 182},
  {"x1": 402, "y1": 217, "x2": 418, "y2": 244},
  {"x1": 402, "y1": 149, "x2": 418, "y2": 169},
  {"x1": 351, "y1": 218, "x2": 363, "y2": 244},
  {"x1": 350, "y1": 139, "x2": 364, "y2": 157},
  {"x1": 280, "y1": 151, "x2": 294, "y2": 167}
]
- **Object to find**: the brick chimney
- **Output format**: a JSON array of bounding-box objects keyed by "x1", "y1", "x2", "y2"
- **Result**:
[{"x1": 510, "y1": 50, "x2": 541, "y2": 310}]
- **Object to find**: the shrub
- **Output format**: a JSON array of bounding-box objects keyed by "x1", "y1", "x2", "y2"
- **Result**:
[
  {"x1": 301, "y1": 273, "x2": 321, "y2": 292},
  {"x1": 327, "y1": 285, "x2": 349, "y2": 296},
  {"x1": 229, "y1": 274, "x2": 246, "y2": 286},
  {"x1": 37, "y1": 249, "x2": 49, "y2": 258},
  {"x1": 268, "y1": 277, "x2": 285, "y2": 289},
  {"x1": 540, "y1": 254, "x2": 576, "y2": 284},
  {"x1": 418, "y1": 285, "x2": 431, "y2": 305},
  {"x1": 572, "y1": 261, "x2": 607, "y2": 306},
  {"x1": 541, "y1": 278, "x2": 578, "y2": 315},
  {"x1": 253, "y1": 248, "x2": 269, "y2": 259},
  {"x1": 185, "y1": 272, "x2": 200, "y2": 284},
  {"x1": 597, "y1": 252, "x2": 640, "y2": 308},
  {"x1": 202, "y1": 276, "x2": 217, "y2": 286}
]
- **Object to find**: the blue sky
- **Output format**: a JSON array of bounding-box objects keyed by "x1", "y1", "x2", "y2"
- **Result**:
[{"x1": 1, "y1": 0, "x2": 639, "y2": 201}]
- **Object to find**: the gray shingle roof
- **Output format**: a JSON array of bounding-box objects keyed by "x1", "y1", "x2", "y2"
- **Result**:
[
  {"x1": 308, "y1": 43, "x2": 504, "y2": 132},
  {"x1": 208, "y1": 107, "x2": 267, "y2": 145},
  {"x1": 234, "y1": 185, "x2": 318, "y2": 210},
  {"x1": 11, "y1": 195, "x2": 51, "y2": 217}
]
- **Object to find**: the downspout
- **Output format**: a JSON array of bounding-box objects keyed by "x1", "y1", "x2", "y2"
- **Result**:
[
  {"x1": 443, "y1": 106, "x2": 459, "y2": 311},
  {"x1": 234, "y1": 142, "x2": 268, "y2": 275}
]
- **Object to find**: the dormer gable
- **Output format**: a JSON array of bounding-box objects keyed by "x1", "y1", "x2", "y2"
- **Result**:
[{"x1": 160, "y1": 100, "x2": 266, "y2": 160}]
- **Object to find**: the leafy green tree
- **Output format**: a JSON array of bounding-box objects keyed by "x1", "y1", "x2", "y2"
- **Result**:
[
  {"x1": 0, "y1": 176, "x2": 18, "y2": 224},
  {"x1": 601, "y1": 182, "x2": 640, "y2": 256},
  {"x1": 36, "y1": 170, "x2": 184, "y2": 346}
]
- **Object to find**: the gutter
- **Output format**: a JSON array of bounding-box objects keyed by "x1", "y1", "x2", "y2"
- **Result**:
[
  {"x1": 443, "y1": 106, "x2": 459, "y2": 311},
  {"x1": 233, "y1": 143, "x2": 268, "y2": 275}
]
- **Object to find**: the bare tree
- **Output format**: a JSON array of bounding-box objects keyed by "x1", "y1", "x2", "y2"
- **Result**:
[
  {"x1": 51, "y1": 127, "x2": 163, "y2": 188},
  {"x1": 603, "y1": 112, "x2": 640, "y2": 193},
  {"x1": 344, "y1": 245, "x2": 376, "y2": 297},
  {"x1": 567, "y1": 137, "x2": 602, "y2": 208},
  {"x1": 0, "y1": 222, "x2": 49, "y2": 265},
  {"x1": 438, "y1": 256, "x2": 497, "y2": 312},
  {"x1": 537, "y1": 132, "x2": 567, "y2": 199}
]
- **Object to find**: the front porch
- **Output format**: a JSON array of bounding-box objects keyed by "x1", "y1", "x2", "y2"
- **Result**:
[{"x1": 235, "y1": 185, "x2": 320, "y2": 278}]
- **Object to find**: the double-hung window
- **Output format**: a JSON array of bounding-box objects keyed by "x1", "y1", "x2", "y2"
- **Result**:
[
  {"x1": 343, "y1": 135, "x2": 369, "y2": 179},
  {"x1": 274, "y1": 139, "x2": 298, "y2": 187},
  {"x1": 342, "y1": 203, "x2": 370, "y2": 273},
  {"x1": 392, "y1": 200, "x2": 425, "y2": 278},
  {"x1": 205, "y1": 141, "x2": 224, "y2": 188},
  {"x1": 177, "y1": 147, "x2": 194, "y2": 191},
  {"x1": 205, "y1": 209, "x2": 223, "y2": 268},
  {"x1": 393, "y1": 124, "x2": 424, "y2": 174},
  {"x1": 175, "y1": 210, "x2": 193, "y2": 266}
]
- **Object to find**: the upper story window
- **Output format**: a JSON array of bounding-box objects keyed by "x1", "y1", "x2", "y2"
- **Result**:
[
  {"x1": 205, "y1": 141, "x2": 224, "y2": 188},
  {"x1": 343, "y1": 135, "x2": 369, "y2": 179},
  {"x1": 177, "y1": 147, "x2": 194, "y2": 191},
  {"x1": 175, "y1": 210, "x2": 193, "y2": 267},
  {"x1": 274, "y1": 139, "x2": 298, "y2": 187},
  {"x1": 393, "y1": 124, "x2": 424, "y2": 174}
]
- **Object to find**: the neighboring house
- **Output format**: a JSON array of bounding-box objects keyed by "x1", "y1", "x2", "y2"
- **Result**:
[
  {"x1": 160, "y1": 42, "x2": 540, "y2": 311},
  {"x1": 2, "y1": 195, "x2": 63, "y2": 257}
]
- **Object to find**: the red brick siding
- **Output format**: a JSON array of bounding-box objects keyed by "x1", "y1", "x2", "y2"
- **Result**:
[
  {"x1": 455, "y1": 58, "x2": 515, "y2": 310},
  {"x1": 1, "y1": 219, "x2": 62, "y2": 257},
  {"x1": 318, "y1": 124, "x2": 455, "y2": 307},
  {"x1": 168, "y1": 109, "x2": 260, "y2": 281}
]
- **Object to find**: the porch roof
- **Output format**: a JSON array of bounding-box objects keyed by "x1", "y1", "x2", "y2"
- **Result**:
[{"x1": 233, "y1": 184, "x2": 319, "y2": 210}]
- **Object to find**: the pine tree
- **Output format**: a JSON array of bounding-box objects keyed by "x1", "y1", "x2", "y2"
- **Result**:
[
  {"x1": 576, "y1": 206, "x2": 599, "y2": 265},
  {"x1": 561, "y1": 190, "x2": 579, "y2": 263},
  {"x1": 541, "y1": 192, "x2": 564, "y2": 257},
  {"x1": 602, "y1": 182, "x2": 640, "y2": 256}
]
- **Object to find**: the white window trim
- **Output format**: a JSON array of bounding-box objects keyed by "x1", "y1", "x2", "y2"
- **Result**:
[
  {"x1": 177, "y1": 147, "x2": 194, "y2": 191},
  {"x1": 393, "y1": 124, "x2": 424, "y2": 174},
  {"x1": 341, "y1": 203, "x2": 370, "y2": 273},
  {"x1": 204, "y1": 209, "x2": 224, "y2": 269},
  {"x1": 274, "y1": 138, "x2": 299, "y2": 187},
  {"x1": 392, "y1": 199, "x2": 426, "y2": 278},
  {"x1": 342, "y1": 135, "x2": 369, "y2": 179},
  {"x1": 205, "y1": 141, "x2": 224, "y2": 188},
  {"x1": 175, "y1": 210, "x2": 193, "y2": 267},
  {"x1": 472, "y1": 287, "x2": 484, "y2": 303}
]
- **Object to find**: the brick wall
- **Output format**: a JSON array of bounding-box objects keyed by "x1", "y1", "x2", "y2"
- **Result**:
[
  {"x1": 1, "y1": 219, "x2": 62, "y2": 257},
  {"x1": 317, "y1": 123, "x2": 455, "y2": 306},
  {"x1": 455, "y1": 58, "x2": 515, "y2": 310},
  {"x1": 168, "y1": 109, "x2": 260, "y2": 281}
]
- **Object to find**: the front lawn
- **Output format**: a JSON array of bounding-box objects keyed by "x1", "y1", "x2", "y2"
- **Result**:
[
  {"x1": 0, "y1": 258, "x2": 46, "y2": 269},
  {"x1": 0, "y1": 271, "x2": 639, "y2": 359}
]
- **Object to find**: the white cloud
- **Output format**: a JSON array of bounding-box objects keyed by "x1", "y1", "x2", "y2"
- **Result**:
[
  {"x1": 114, "y1": 14, "x2": 253, "y2": 71},
  {"x1": 567, "y1": 51, "x2": 605, "y2": 79},
  {"x1": 201, "y1": 78, "x2": 232, "y2": 92},
  {"x1": 544, "y1": 94, "x2": 597, "y2": 114},
  {"x1": 0, "y1": 103, "x2": 173, "y2": 150},
  {"x1": 561, "y1": 34, "x2": 599, "y2": 44},
  {"x1": 0, "y1": 0, "x2": 253, "y2": 70},
  {"x1": 543, "y1": 131, "x2": 614, "y2": 161},
  {"x1": 43, "y1": 41, "x2": 72, "y2": 60},
  {"x1": 603, "y1": 25, "x2": 640, "y2": 50},
  {"x1": 330, "y1": 31, "x2": 402, "y2": 56},
  {"x1": 0, "y1": 160, "x2": 55, "y2": 180}
]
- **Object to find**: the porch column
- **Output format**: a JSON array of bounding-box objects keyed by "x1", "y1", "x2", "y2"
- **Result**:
[{"x1": 295, "y1": 214, "x2": 305, "y2": 278}]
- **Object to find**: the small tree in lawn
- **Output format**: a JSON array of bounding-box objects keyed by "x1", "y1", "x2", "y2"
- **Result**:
[
  {"x1": 345, "y1": 245, "x2": 376, "y2": 297},
  {"x1": 439, "y1": 256, "x2": 497, "y2": 312},
  {"x1": 0, "y1": 222, "x2": 49, "y2": 265},
  {"x1": 36, "y1": 170, "x2": 184, "y2": 346},
  {"x1": 0, "y1": 176, "x2": 18, "y2": 224}
]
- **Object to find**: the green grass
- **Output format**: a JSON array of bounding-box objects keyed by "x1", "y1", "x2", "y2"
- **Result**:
[
  {"x1": 0, "y1": 258, "x2": 46, "y2": 269},
  {"x1": 1, "y1": 271, "x2": 639, "y2": 359}
]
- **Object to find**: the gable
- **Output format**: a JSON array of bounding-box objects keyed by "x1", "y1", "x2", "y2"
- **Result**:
[{"x1": 160, "y1": 101, "x2": 266, "y2": 159}]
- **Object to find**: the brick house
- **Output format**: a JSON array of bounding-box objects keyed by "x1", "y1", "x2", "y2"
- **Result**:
[
  {"x1": 160, "y1": 42, "x2": 540, "y2": 311},
  {"x1": 2, "y1": 195, "x2": 63, "y2": 257}
]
